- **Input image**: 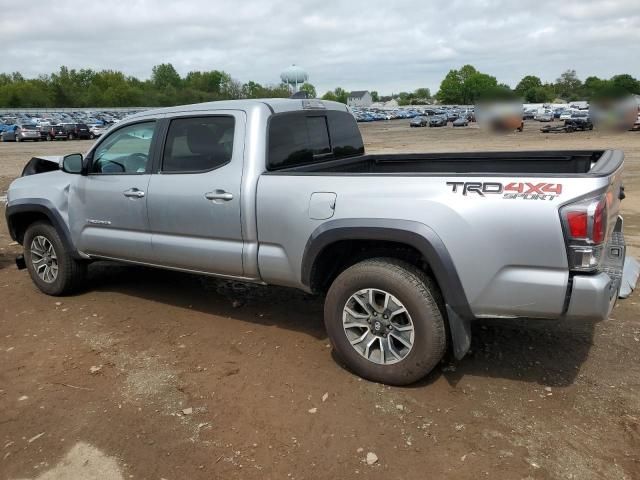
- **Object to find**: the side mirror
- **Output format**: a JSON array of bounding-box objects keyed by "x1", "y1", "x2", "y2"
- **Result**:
[{"x1": 61, "y1": 153, "x2": 83, "y2": 174}]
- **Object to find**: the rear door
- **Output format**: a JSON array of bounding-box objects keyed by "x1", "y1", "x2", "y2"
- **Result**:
[{"x1": 145, "y1": 111, "x2": 245, "y2": 276}]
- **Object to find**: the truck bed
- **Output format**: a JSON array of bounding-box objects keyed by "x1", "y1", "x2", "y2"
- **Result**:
[{"x1": 271, "y1": 150, "x2": 622, "y2": 177}]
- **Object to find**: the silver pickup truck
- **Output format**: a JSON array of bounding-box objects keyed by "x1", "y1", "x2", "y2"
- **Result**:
[{"x1": 5, "y1": 99, "x2": 635, "y2": 385}]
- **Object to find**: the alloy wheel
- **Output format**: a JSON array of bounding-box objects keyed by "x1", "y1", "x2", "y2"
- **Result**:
[
  {"x1": 30, "y1": 235, "x2": 58, "y2": 283},
  {"x1": 342, "y1": 288, "x2": 415, "y2": 365}
]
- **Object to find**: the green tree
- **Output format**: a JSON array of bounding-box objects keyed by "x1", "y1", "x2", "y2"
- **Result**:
[
  {"x1": 437, "y1": 69, "x2": 464, "y2": 104},
  {"x1": 370, "y1": 91, "x2": 379, "y2": 102},
  {"x1": 524, "y1": 86, "x2": 553, "y2": 103},
  {"x1": 437, "y1": 65, "x2": 503, "y2": 104},
  {"x1": 151, "y1": 63, "x2": 182, "y2": 89},
  {"x1": 299, "y1": 83, "x2": 317, "y2": 98},
  {"x1": 611, "y1": 74, "x2": 640, "y2": 95},
  {"x1": 514, "y1": 75, "x2": 542, "y2": 97},
  {"x1": 242, "y1": 81, "x2": 264, "y2": 98},
  {"x1": 321, "y1": 90, "x2": 338, "y2": 101},
  {"x1": 414, "y1": 88, "x2": 431, "y2": 99},
  {"x1": 554, "y1": 69, "x2": 582, "y2": 101}
]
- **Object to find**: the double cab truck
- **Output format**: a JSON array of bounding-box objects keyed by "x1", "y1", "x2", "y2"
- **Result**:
[{"x1": 5, "y1": 98, "x2": 634, "y2": 385}]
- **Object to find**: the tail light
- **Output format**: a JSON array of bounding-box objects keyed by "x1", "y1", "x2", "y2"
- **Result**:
[{"x1": 560, "y1": 195, "x2": 608, "y2": 272}]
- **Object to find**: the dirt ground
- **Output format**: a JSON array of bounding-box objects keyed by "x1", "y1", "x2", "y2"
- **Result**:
[{"x1": 1, "y1": 122, "x2": 640, "y2": 480}]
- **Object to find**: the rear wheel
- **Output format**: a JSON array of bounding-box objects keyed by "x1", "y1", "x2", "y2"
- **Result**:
[
  {"x1": 23, "y1": 222, "x2": 87, "y2": 296},
  {"x1": 68, "y1": 133, "x2": 75, "y2": 140},
  {"x1": 324, "y1": 258, "x2": 446, "y2": 385},
  {"x1": 15, "y1": 135, "x2": 20, "y2": 142}
]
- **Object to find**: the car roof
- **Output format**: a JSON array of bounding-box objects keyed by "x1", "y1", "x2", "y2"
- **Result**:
[{"x1": 126, "y1": 98, "x2": 349, "y2": 121}]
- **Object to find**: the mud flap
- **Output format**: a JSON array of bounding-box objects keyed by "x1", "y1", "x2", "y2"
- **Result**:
[
  {"x1": 15, "y1": 254, "x2": 26, "y2": 270},
  {"x1": 446, "y1": 305, "x2": 471, "y2": 360},
  {"x1": 620, "y1": 256, "x2": 639, "y2": 299}
]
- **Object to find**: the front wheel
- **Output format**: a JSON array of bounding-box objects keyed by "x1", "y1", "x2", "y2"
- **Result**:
[
  {"x1": 324, "y1": 258, "x2": 446, "y2": 385},
  {"x1": 23, "y1": 222, "x2": 87, "y2": 296}
]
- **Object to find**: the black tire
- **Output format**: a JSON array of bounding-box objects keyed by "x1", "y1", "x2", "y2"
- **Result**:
[
  {"x1": 89, "y1": 133, "x2": 95, "y2": 139},
  {"x1": 15, "y1": 135, "x2": 20, "y2": 142},
  {"x1": 324, "y1": 258, "x2": 446, "y2": 385},
  {"x1": 68, "y1": 133, "x2": 75, "y2": 140},
  {"x1": 23, "y1": 221, "x2": 87, "y2": 296}
]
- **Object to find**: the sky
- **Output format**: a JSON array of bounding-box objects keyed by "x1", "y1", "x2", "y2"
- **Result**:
[{"x1": 1, "y1": 0, "x2": 639, "y2": 95}]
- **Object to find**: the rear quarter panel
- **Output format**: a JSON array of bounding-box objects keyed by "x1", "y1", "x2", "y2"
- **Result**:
[{"x1": 257, "y1": 173, "x2": 612, "y2": 319}]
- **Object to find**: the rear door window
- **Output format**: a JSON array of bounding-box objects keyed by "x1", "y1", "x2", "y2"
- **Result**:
[{"x1": 161, "y1": 116, "x2": 235, "y2": 173}]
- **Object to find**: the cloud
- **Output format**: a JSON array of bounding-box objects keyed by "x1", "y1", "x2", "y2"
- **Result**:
[{"x1": 1, "y1": 0, "x2": 638, "y2": 95}]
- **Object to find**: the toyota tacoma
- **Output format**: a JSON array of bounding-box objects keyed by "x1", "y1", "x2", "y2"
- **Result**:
[{"x1": 4, "y1": 98, "x2": 635, "y2": 385}]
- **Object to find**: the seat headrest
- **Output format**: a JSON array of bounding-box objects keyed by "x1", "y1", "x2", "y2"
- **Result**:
[{"x1": 186, "y1": 124, "x2": 215, "y2": 155}]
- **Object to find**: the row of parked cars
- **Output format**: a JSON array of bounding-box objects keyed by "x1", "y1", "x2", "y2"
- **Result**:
[
  {"x1": 0, "y1": 109, "x2": 142, "y2": 143},
  {"x1": 0, "y1": 123, "x2": 109, "y2": 142},
  {"x1": 352, "y1": 106, "x2": 475, "y2": 124},
  {"x1": 409, "y1": 110, "x2": 475, "y2": 128},
  {"x1": 525, "y1": 107, "x2": 590, "y2": 122}
]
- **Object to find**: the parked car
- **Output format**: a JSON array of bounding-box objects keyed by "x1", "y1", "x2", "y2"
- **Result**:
[
  {"x1": 45, "y1": 125, "x2": 68, "y2": 141},
  {"x1": 452, "y1": 117, "x2": 469, "y2": 127},
  {"x1": 428, "y1": 115, "x2": 447, "y2": 127},
  {"x1": 571, "y1": 111, "x2": 590, "y2": 121},
  {"x1": 61, "y1": 123, "x2": 91, "y2": 140},
  {"x1": 5, "y1": 98, "x2": 633, "y2": 386},
  {"x1": 37, "y1": 126, "x2": 50, "y2": 141},
  {"x1": 560, "y1": 110, "x2": 575, "y2": 121},
  {"x1": 535, "y1": 111, "x2": 554, "y2": 122},
  {"x1": 1, "y1": 124, "x2": 41, "y2": 142},
  {"x1": 410, "y1": 116, "x2": 428, "y2": 127},
  {"x1": 89, "y1": 125, "x2": 108, "y2": 139}
]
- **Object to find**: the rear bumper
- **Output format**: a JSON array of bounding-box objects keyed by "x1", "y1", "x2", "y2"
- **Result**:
[{"x1": 564, "y1": 272, "x2": 618, "y2": 321}]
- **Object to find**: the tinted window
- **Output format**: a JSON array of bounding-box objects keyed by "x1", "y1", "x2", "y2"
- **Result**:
[
  {"x1": 268, "y1": 110, "x2": 364, "y2": 170},
  {"x1": 91, "y1": 121, "x2": 156, "y2": 174},
  {"x1": 162, "y1": 116, "x2": 235, "y2": 173}
]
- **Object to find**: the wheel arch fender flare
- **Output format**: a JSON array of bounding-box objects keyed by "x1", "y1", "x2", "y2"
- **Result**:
[
  {"x1": 301, "y1": 218, "x2": 473, "y2": 359},
  {"x1": 5, "y1": 198, "x2": 81, "y2": 259}
]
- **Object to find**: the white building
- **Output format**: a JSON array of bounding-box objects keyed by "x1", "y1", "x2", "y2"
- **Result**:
[{"x1": 347, "y1": 91, "x2": 373, "y2": 108}]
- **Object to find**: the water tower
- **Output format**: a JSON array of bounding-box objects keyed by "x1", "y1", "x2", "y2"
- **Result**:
[{"x1": 280, "y1": 64, "x2": 308, "y2": 93}]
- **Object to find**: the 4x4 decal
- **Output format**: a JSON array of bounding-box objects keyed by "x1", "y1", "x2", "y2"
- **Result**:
[{"x1": 447, "y1": 181, "x2": 563, "y2": 200}]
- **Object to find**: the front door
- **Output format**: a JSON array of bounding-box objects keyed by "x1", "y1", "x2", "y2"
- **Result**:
[
  {"x1": 146, "y1": 112, "x2": 245, "y2": 276},
  {"x1": 68, "y1": 120, "x2": 158, "y2": 261}
]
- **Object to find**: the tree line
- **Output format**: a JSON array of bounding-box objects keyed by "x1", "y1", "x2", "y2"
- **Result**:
[
  {"x1": 1, "y1": 63, "x2": 638, "y2": 108},
  {"x1": 0, "y1": 63, "x2": 316, "y2": 108},
  {"x1": 375, "y1": 66, "x2": 639, "y2": 105}
]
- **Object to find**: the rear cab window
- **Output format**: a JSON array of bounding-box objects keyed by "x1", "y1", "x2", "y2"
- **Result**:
[{"x1": 267, "y1": 110, "x2": 364, "y2": 170}]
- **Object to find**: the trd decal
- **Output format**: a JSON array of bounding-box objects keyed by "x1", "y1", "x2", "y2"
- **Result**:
[{"x1": 447, "y1": 181, "x2": 563, "y2": 200}]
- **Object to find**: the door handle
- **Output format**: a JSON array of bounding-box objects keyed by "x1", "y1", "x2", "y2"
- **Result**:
[
  {"x1": 123, "y1": 188, "x2": 145, "y2": 198},
  {"x1": 205, "y1": 190, "x2": 233, "y2": 201}
]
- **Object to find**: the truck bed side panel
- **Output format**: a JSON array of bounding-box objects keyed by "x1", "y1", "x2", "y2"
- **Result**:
[{"x1": 256, "y1": 174, "x2": 611, "y2": 319}]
